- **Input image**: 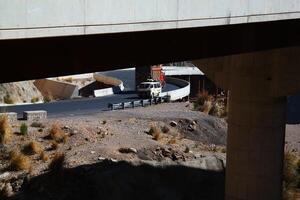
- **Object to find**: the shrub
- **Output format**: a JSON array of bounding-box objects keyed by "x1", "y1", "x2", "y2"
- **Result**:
[
  {"x1": 209, "y1": 100, "x2": 227, "y2": 118},
  {"x1": 161, "y1": 125, "x2": 170, "y2": 133},
  {"x1": 9, "y1": 150, "x2": 31, "y2": 171},
  {"x1": 40, "y1": 151, "x2": 49, "y2": 162},
  {"x1": 23, "y1": 141, "x2": 43, "y2": 155},
  {"x1": 31, "y1": 97, "x2": 40, "y2": 103},
  {"x1": 50, "y1": 123, "x2": 67, "y2": 143},
  {"x1": 3, "y1": 94, "x2": 14, "y2": 104},
  {"x1": 50, "y1": 141, "x2": 59, "y2": 150},
  {"x1": 168, "y1": 137, "x2": 177, "y2": 144},
  {"x1": 20, "y1": 123, "x2": 28, "y2": 135},
  {"x1": 48, "y1": 153, "x2": 65, "y2": 171},
  {"x1": 193, "y1": 91, "x2": 214, "y2": 113},
  {"x1": 283, "y1": 151, "x2": 300, "y2": 200},
  {"x1": 149, "y1": 125, "x2": 162, "y2": 141},
  {"x1": 44, "y1": 92, "x2": 54, "y2": 103},
  {"x1": 64, "y1": 77, "x2": 73, "y2": 83},
  {"x1": 0, "y1": 116, "x2": 12, "y2": 144}
]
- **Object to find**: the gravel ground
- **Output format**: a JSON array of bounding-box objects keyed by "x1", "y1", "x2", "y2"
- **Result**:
[
  {"x1": 0, "y1": 102, "x2": 227, "y2": 200},
  {"x1": 2, "y1": 101, "x2": 300, "y2": 199}
]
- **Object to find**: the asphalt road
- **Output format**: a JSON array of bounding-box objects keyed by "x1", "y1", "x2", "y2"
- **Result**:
[{"x1": 0, "y1": 83, "x2": 179, "y2": 118}]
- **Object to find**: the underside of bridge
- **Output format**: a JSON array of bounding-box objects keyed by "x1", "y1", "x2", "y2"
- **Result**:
[
  {"x1": 1, "y1": 18, "x2": 300, "y2": 200},
  {"x1": 1, "y1": 18, "x2": 300, "y2": 83}
]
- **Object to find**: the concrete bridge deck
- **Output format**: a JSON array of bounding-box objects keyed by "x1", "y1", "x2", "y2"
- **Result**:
[{"x1": 1, "y1": 0, "x2": 300, "y2": 40}]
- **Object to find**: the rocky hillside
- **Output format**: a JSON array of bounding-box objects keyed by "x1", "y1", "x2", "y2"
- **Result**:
[{"x1": 0, "y1": 81, "x2": 43, "y2": 104}]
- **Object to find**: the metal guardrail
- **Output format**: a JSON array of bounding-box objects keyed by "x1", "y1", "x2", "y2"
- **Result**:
[{"x1": 108, "y1": 96, "x2": 170, "y2": 110}]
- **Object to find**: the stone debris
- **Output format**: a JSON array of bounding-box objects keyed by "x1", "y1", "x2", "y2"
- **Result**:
[
  {"x1": 119, "y1": 147, "x2": 137, "y2": 154},
  {"x1": 98, "y1": 157, "x2": 106, "y2": 161},
  {"x1": 170, "y1": 121, "x2": 177, "y2": 127},
  {"x1": 0, "y1": 172, "x2": 10, "y2": 181}
]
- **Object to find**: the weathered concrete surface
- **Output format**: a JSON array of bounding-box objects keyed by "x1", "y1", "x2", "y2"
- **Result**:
[
  {"x1": 23, "y1": 110, "x2": 47, "y2": 121},
  {"x1": 193, "y1": 46, "x2": 300, "y2": 97},
  {"x1": 193, "y1": 47, "x2": 300, "y2": 200},
  {"x1": 34, "y1": 79, "x2": 79, "y2": 100},
  {"x1": 1, "y1": 0, "x2": 300, "y2": 39}
]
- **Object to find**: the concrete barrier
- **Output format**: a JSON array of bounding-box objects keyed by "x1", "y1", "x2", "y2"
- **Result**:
[
  {"x1": 23, "y1": 110, "x2": 47, "y2": 121},
  {"x1": 0, "y1": 112, "x2": 17, "y2": 123},
  {"x1": 34, "y1": 79, "x2": 79, "y2": 100},
  {"x1": 93, "y1": 73, "x2": 124, "y2": 97},
  {"x1": 160, "y1": 77, "x2": 190, "y2": 101}
]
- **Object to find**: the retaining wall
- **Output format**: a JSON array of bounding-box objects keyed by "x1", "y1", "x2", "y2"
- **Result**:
[{"x1": 34, "y1": 79, "x2": 79, "y2": 100}]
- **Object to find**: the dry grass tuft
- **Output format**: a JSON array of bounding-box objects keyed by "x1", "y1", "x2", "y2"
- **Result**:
[
  {"x1": 44, "y1": 92, "x2": 54, "y2": 103},
  {"x1": 50, "y1": 123, "x2": 67, "y2": 143},
  {"x1": 40, "y1": 151, "x2": 49, "y2": 162},
  {"x1": 64, "y1": 77, "x2": 73, "y2": 83},
  {"x1": 161, "y1": 125, "x2": 170, "y2": 134},
  {"x1": 3, "y1": 94, "x2": 15, "y2": 104},
  {"x1": 31, "y1": 96, "x2": 40, "y2": 103},
  {"x1": 0, "y1": 116, "x2": 12, "y2": 144},
  {"x1": 283, "y1": 151, "x2": 300, "y2": 200},
  {"x1": 168, "y1": 137, "x2": 177, "y2": 144},
  {"x1": 9, "y1": 150, "x2": 31, "y2": 171},
  {"x1": 149, "y1": 125, "x2": 162, "y2": 141},
  {"x1": 48, "y1": 153, "x2": 65, "y2": 171},
  {"x1": 23, "y1": 141, "x2": 43, "y2": 155},
  {"x1": 50, "y1": 141, "x2": 59, "y2": 150}
]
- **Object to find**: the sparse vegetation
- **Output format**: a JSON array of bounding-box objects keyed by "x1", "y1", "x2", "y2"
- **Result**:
[
  {"x1": 0, "y1": 115, "x2": 12, "y2": 144},
  {"x1": 193, "y1": 91, "x2": 227, "y2": 118},
  {"x1": 9, "y1": 150, "x2": 31, "y2": 171},
  {"x1": 50, "y1": 123, "x2": 67, "y2": 143},
  {"x1": 23, "y1": 141, "x2": 43, "y2": 155},
  {"x1": 283, "y1": 151, "x2": 300, "y2": 200},
  {"x1": 48, "y1": 153, "x2": 65, "y2": 171},
  {"x1": 149, "y1": 125, "x2": 162, "y2": 141},
  {"x1": 209, "y1": 100, "x2": 227, "y2": 118},
  {"x1": 161, "y1": 125, "x2": 170, "y2": 133},
  {"x1": 193, "y1": 91, "x2": 213, "y2": 114},
  {"x1": 64, "y1": 77, "x2": 73, "y2": 83},
  {"x1": 20, "y1": 123, "x2": 28, "y2": 135},
  {"x1": 50, "y1": 141, "x2": 59, "y2": 150},
  {"x1": 168, "y1": 137, "x2": 177, "y2": 144},
  {"x1": 31, "y1": 96, "x2": 40, "y2": 103},
  {"x1": 3, "y1": 94, "x2": 15, "y2": 104},
  {"x1": 44, "y1": 92, "x2": 54, "y2": 103},
  {"x1": 219, "y1": 147, "x2": 226, "y2": 153},
  {"x1": 40, "y1": 151, "x2": 49, "y2": 162}
]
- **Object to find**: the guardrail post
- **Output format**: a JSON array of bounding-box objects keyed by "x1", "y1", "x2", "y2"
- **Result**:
[
  {"x1": 122, "y1": 102, "x2": 125, "y2": 109},
  {"x1": 141, "y1": 100, "x2": 144, "y2": 107},
  {"x1": 132, "y1": 101, "x2": 135, "y2": 108}
]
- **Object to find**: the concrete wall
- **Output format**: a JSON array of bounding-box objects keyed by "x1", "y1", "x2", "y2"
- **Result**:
[
  {"x1": 1, "y1": 0, "x2": 300, "y2": 39},
  {"x1": 34, "y1": 79, "x2": 79, "y2": 100},
  {"x1": 161, "y1": 77, "x2": 190, "y2": 101},
  {"x1": 93, "y1": 73, "x2": 124, "y2": 97}
]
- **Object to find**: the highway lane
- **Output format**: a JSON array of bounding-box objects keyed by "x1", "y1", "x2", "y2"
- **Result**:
[{"x1": 0, "y1": 83, "x2": 179, "y2": 118}]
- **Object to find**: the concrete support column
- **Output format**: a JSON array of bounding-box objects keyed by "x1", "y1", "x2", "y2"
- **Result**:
[
  {"x1": 135, "y1": 65, "x2": 152, "y2": 89},
  {"x1": 226, "y1": 68, "x2": 286, "y2": 200},
  {"x1": 193, "y1": 47, "x2": 300, "y2": 200}
]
